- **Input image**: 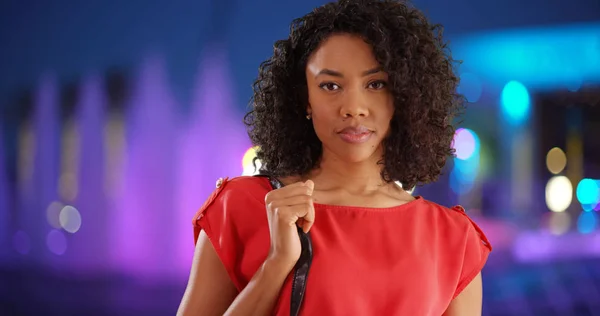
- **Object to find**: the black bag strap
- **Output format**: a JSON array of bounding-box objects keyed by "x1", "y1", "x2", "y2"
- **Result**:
[{"x1": 255, "y1": 174, "x2": 313, "y2": 316}]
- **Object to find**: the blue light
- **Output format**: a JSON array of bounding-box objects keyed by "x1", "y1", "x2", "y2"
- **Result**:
[
  {"x1": 576, "y1": 178, "x2": 600, "y2": 205},
  {"x1": 450, "y1": 168, "x2": 475, "y2": 195},
  {"x1": 501, "y1": 81, "x2": 530, "y2": 124},
  {"x1": 457, "y1": 72, "x2": 483, "y2": 103},
  {"x1": 577, "y1": 211, "x2": 597, "y2": 234},
  {"x1": 452, "y1": 22, "x2": 600, "y2": 88},
  {"x1": 450, "y1": 129, "x2": 480, "y2": 195}
]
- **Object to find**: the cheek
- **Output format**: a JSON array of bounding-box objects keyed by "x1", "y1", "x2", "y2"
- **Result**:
[
  {"x1": 309, "y1": 94, "x2": 340, "y2": 120},
  {"x1": 311, "y1": 112, "x2": 333, "y2": 139},
  {"x1": 375, "y1": 95, "x2": 394, "y2": 118}
]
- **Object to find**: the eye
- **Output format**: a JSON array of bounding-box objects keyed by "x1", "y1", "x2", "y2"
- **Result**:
[
  {"x1": 368, "y1": 80, "x2": 387, "y2": 90},
  {"x1": 319, "y1": 82, "x2": 341, "y2": 91}
]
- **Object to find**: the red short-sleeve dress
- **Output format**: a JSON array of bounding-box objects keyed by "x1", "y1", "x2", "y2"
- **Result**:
[{"x1": 192, "y1": 176, "x2": 492, "y2": 316}]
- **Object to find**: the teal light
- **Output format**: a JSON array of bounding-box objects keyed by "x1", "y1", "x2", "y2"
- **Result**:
[
  {"x1": 577, "y1": 178, "x2": 600, "y2": 206},
  {"x1": 501, "y1": 81, "x2": 530, "y2": 124},
  {"x1": 453, "y1": 22, "x2": 600, "y2": 88}
]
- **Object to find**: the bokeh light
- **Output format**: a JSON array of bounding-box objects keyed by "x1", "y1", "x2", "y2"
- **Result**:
[
  {"x1": 577, "y1": 211, "x2": 597, "y2": 234},
  {"x1": 59, "y1": 205, "x2": 82, "y2": 233},
  {"x1": 545, "y1": 175, "x2": 573, "y2": 212},
  {"x1": 58, "y1": 172, "x2": 78, "y2": 202},
  {"x1": 501, "y1": 80, "x2": 530, "y2": 124},
  {"x1": 46, "y1": 229, "x2": 67, "y2": 255},
  {"x1": 546, "y1": 147, "x2": 567, "y2": 174},
  {"x1": 46, "y1": 201, "x2": 65, "y2": 229},
  {"x1": 453, "y1": 128, "x2": 478, "y2": 160},
  {"x1": 576, "y1": 178, "x2": 600, "y2": 207},
  {"x1": 242, "y1": 146, "x2": 261, "y2": 176},
  {"x1": 450, "y1": 128, "x2": 480, "y2": 195},
  {"x1": 548, "y1": 212, "x2": 571, "y2": 235}
]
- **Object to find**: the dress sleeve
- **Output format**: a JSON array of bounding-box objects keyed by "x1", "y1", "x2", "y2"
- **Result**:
[
  {"x1": 451, "y1": 206, "x2": 492, "y2": 299},
  {"x1": 192, "y1": 177, "x2": 229, "y2": 245},
  {"x1": 191, "y1": 177, "x2": 257, "y2": 291}
]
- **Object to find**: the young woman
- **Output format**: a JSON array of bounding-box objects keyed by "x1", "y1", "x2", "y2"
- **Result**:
[{"x1": 178, "y1": 0, "x2": 491, "y2": 315}]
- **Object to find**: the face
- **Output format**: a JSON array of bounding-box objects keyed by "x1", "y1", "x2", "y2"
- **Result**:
[{"x1": 305, "y1": 34, "x2": 394, "y2": 163}]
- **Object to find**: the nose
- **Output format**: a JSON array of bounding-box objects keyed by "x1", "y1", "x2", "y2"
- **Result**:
[{"x1": 339, "y1": 89, "x2": 369, "y2": 118}]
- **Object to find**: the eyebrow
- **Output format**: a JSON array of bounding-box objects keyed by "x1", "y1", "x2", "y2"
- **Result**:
[{"x1": 315, "y1": 67, "x2": 382, "y2": 78}]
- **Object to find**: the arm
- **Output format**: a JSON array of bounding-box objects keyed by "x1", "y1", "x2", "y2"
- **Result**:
[
  {"x1": 177, "y1": 231, "x2": 293, "y2": 316},
  {"x1": 177, "y1": 231, "x2": 237, "y2": 316},
  {"x1": 442, "y1": 273, "x2": 483, "y2": 316}
]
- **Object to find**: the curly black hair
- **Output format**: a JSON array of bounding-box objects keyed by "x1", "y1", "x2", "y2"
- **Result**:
[{"x1": 244, "y1": 0, "x2": 464, "y2": 189}]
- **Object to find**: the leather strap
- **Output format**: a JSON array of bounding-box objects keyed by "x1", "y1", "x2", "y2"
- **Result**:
[
  {"x1": 290, "y1": 226, "x2": 313, "y2": 316},
  {"x1": 255, "y1": 174, "x2": 313, "y2": 316}
]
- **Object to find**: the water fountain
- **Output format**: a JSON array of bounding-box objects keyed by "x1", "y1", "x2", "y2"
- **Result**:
[
  {"x1": 112, "y1": 55, "x2": 180, "y2": 279},
  {"x1": 22, "y1": 73, "x2": 61, "y2": 264},
  {"x1": 7, "y1": 50, "x2": 251, "y2": 284},
  {"x1": 62, "y1": 74, "x2": 109, "y2": 273},
  {"x1": 175, "y1": 44, "x2": 251, "y2": 275}
]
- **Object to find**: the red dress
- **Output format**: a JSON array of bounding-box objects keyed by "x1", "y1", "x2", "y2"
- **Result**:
[{"x1": 193, "y1": 176, "x2": 492, "y2": 316}]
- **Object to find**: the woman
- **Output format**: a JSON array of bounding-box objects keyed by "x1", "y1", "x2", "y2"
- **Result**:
[{"x1": 178, "y1": 0, "x2": 491, "y2": 315}]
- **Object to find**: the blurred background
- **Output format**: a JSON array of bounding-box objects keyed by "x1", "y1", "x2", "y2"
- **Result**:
[{"x1": 0, "y1": 0, "x2": 599, "y2": 315}]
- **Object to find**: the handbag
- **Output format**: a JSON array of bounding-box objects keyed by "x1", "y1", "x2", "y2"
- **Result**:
[{"x1": 255, "y1": 174, "x2": 313, "y2": 316}]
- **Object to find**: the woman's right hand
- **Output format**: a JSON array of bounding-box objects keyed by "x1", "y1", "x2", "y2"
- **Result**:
[{"x1": 264, "y1": 180, "x2": 315, "y2": 268}]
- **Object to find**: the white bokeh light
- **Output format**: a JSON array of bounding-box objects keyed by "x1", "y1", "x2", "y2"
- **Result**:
[
  {"x1": 545, "y1": 176, "x2": 573, "y2": 212},
  {"x1": 59, "y1": 205, "x2": 82, "y2": 233}
]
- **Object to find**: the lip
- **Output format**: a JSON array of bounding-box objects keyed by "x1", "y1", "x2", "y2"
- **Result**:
[{"x1": 337, "y1": 125, "x2": 374, "y2": 144}]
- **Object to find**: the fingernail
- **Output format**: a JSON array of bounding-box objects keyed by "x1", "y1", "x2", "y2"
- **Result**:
[{"x1": 304, "y1": 180, "x2": 314, "y2": 190}]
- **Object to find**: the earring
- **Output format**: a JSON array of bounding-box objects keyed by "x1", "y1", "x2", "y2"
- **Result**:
[{"x1": 306, "y1": 114, "x2": 312, "y2": 120}]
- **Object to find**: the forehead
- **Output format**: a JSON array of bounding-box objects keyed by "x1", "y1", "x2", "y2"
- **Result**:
[{"x1": 306, "y1": 34, "x2": 379, "y2": 74}]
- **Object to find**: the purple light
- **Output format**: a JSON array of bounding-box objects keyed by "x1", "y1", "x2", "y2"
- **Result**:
[
  {"x1": 453, "y1": 128, "x2": 477, "y2": 160},
  {"x1": 113, "y1": 55, "x2": 180, "y2": 278},
  {"x1": 68, "y1": 74, "x2": 109, "y2": 273},
  {"x1": 13, "y1": 230, "x2": 31, "y2": 255},
  {"x1": 23, "y1": 73, "x2": 60, "y2": 262},
  {"x1": 46, "y1": 229, "x2": 67, "y2": 255},
  {"x1": 12, "y1": 50, "x2": 257, "y2": 280},
  {"x1": 513, "y1": 231, "x2": 600, "y2": 262},
  {"x1": 175, "y1": 45, "x2": 251, "y2": 275}
]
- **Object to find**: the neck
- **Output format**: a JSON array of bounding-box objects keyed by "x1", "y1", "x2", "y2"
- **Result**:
[{"x1": 309, "y1": 149, "x2": 386, "y2": 193}]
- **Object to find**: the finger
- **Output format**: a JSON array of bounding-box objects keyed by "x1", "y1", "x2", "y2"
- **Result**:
[
  {"x1": 304, "y1": 180, "x2": 314, "y2": 192},
  {"x1": 275, "y1": 205, "x2": 311, "y2": 227},
  {"x1": 301, "y1": 200, "x2": 316, "y2": 233},
  {"x1": 269, "y1": 195, "x2": 313, "y2": 209},
  {"x1": 267, "y1": 184, "x2": 313, "y2": 202}
]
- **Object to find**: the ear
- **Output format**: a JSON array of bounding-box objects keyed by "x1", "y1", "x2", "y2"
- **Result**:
[{"x1": 306, "y1": 104, "x2": 312, "y2": 115}]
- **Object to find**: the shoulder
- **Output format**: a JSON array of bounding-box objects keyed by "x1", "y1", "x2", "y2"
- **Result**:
[
  {"x1": 417, "y1": 198, "x2": 477, "y2": 228},
  {"x1": 199, "y1": 176, "x2": 271, "y2": 213},
  {"x1": 218, "y1": 175, "x2": 273, "y2": 194},
  {"x1": 416, "y1": 198, "x2": 492, "y2": 251},
  {"x1": 416, "y1": 198, "x2": 492, "y2": 298},
  {"x1": 192, "y1": 176, "x2": 272, "y2": 242}
]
